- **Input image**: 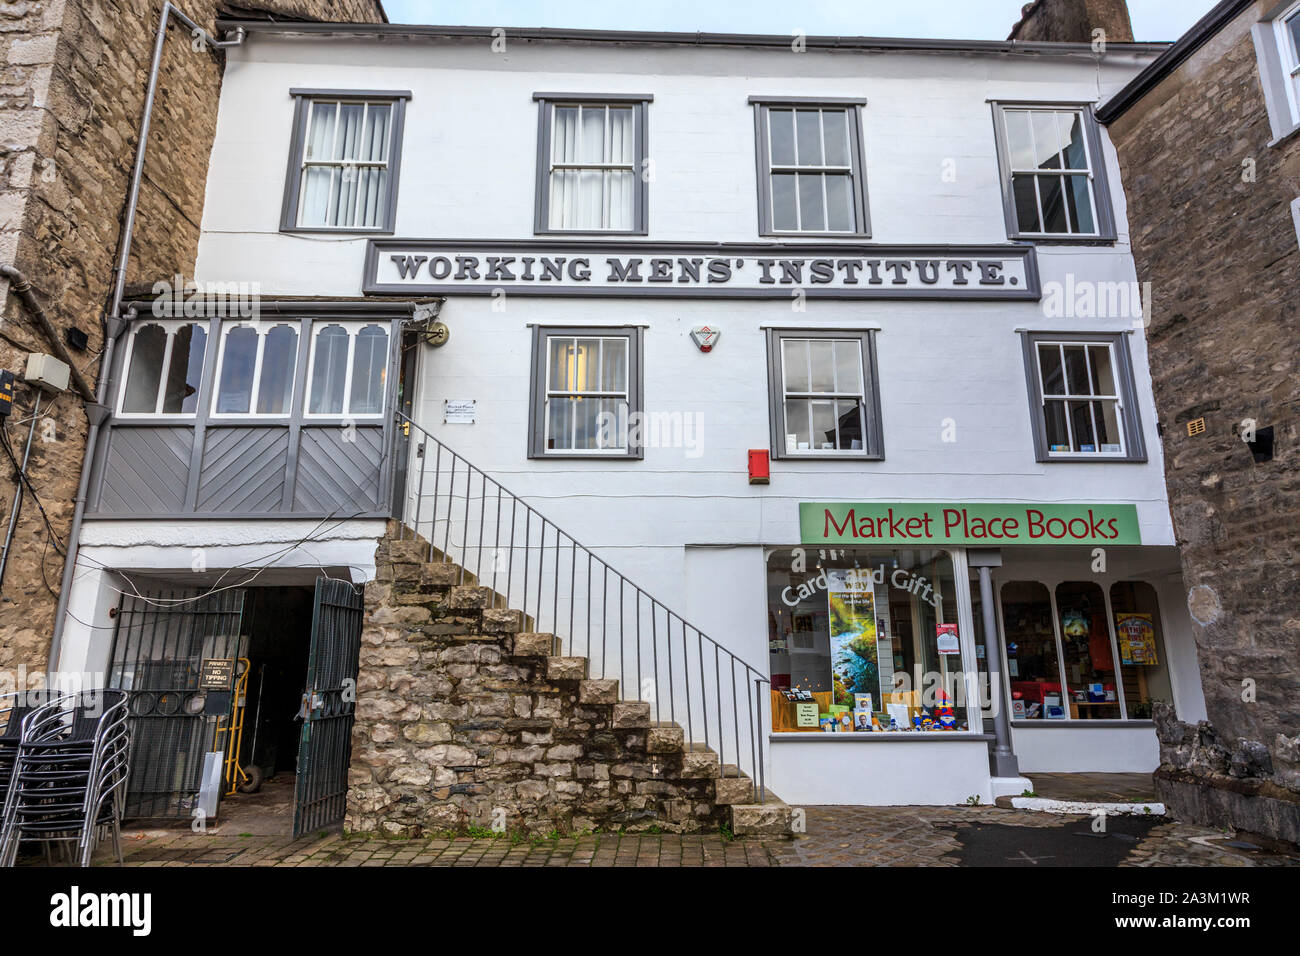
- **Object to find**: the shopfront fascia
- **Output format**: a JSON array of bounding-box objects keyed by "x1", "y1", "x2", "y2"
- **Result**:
[{"x1": 765, "y1": 501, "x2": 1177, "y2": 803}]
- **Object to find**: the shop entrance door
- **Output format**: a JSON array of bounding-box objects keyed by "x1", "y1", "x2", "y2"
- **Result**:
[
  {"x1": 108, "y1": 588, "x2": 247, "y2": 819},
  {"x1": 291, "y1": 577, "x2": 364, "y2": 836}
]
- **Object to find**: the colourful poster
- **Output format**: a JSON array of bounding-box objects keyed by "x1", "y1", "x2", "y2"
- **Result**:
[
  {"x1": 1116, "y1": 613, "x2": 1159, "y2": 665},
  {"x1": 827, "y1": 569, "x2": 879, "y2": 708},
  {"x1": 936, "y1": 623, "x2": 960, "y2": 656}
]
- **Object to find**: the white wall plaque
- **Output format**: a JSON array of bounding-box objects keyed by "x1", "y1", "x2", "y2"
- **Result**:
[{"x1": 444, "y1": 399, "x2": 476, "y2": 424}]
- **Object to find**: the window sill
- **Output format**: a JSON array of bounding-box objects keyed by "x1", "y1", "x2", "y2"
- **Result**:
[
  {"x1": 280, "y1": 226, "x2": 394, "y2": 236},
  {"x1": 1036, "y1": 455, "x2": 1148, "y2": 464},
  {"x1": 770, "y1": 732, "x2": 994, "y2": 743},
  {"x1": 529, "y1": 452, "x2": 644, "y2": 461},
  {"x1": 759, "y1": 231, "x2": 872, "y2": 241},
  {"x1": 1011, "y1": 719, "x2": 1154, "y2": 728},
  {"x1": 1268, "y1": 120, "x2": 1300, "y2": 149},
  {"x1": 1010, "y1": 235, "x2": 1117, "y2": 246},
  {"x1": 771, "y1": 453, "x2": 885, "y2": 463},
  {"x1": 532, "y1": 228, "x2": 649, "y2": 237}
]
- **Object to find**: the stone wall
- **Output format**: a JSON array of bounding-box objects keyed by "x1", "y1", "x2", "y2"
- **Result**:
[
  {"x1": 1105, "y1": 8, "x2": 1300, "y2": 842},
  {"x1": 1008, "y1": 0, "x2": 1133, "y2": 43},
  {"x1": 346, "y1": 535, "x2": 749, "y2": 836},
  {"x1": 0, "y1": 0, "x2": 383, "y2": 681}
]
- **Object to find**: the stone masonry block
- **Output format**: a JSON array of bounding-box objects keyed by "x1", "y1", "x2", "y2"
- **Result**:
[
  {"x1": 679, "y1": 750, "x2": 722, "y2": 779},
  {"x1": 512, "y1": 632, "x2": 555, "y2": 657},
  {"x1": 646, "y1": 724, "x2": 685, "y2": 754},
  {"x1": 579, "y1": 679, "x2": 619, "y2": 704},
  {"x1": 611, "y1": 701, "x2": 651, "y2": 728},
  {"x1": 446, "y1": 585, "x2": 493, "y2": 609},
  {"x1": 546, "y1": 657, "x2": 587, "y2": 681}
]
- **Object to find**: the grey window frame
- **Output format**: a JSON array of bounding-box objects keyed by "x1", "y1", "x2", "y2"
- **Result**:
[
  {"x1": 527, "y1": 325, "x2": 645, "y2": 459},
  {"x1": 280, "y1": 88, "x2": 410, "y2": 235},
  {"x1": 1253, "y1": 1, "x2": 1300, "y2": 145},
  {"x1": 1020, "y1": 330, "x2": 1147, "y2": 463},
  {"x1": 765, "y1": 328, "x2": 884, "y2": 461},
  {"x1": 751, "y1": 97, "x2": 871, "y2": 238},
  {"x1": 533, "y1": 93, "x2": 651, "y2": 236},
  {"x1": 990, "y1": 101, "x2": 1117, "y2": 243}
]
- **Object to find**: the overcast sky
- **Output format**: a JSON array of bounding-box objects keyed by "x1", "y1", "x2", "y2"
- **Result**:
[{"x1": 382, "y1": 0, "x2": 1219, "y2": 42}]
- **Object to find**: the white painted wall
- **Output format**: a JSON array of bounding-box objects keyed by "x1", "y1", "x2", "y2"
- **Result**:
[
  {"x1": 771, "y1": 738, "x2": 995, "y2": 805},
  {"x1": 179, "y1": 34, "x2": 1199, "y2": 788},
  {"x1": 59, "y1": 518, "x2": 386, "y2": 680}
]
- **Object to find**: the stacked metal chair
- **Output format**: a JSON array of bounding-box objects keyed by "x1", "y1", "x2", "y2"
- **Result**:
[{"x1": 0, "y1": 689, "x2": 131, "y2": 866}]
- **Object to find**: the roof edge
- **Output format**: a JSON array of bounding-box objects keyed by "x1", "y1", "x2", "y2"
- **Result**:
[
  {"x1": 213, "y1": 18, "x2": 1169, "y2": 57},
  {"x1": 1097, "y1": 0, "x2": 1255, "y2": 122}
]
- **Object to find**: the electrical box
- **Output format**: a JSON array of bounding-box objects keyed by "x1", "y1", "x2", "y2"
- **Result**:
[
  {"x1": 748, "y1": 449, "x2": 770, "y2": 485},
  {"x1": 0, "y1": 370, "x2": 14, "y2": 418},
  {"x1": 24, "y1": 353, "x2": 70, "y2": 394}
]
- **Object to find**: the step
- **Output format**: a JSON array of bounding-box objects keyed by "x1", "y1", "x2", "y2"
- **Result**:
[
  {"x1": 512, "y1": 632, "x2": 557, "y2": 657},
  {"x1": 678, "y1": 746, "x2": 722, "y2": 779},
  {"x1": 730, "y1": 793, "x2": 794, "y2": 837},
  {"x1": 545, "y1": 656, "x2": 588, "y2": 681},
  {"x1": 611, "y1": 701, "x2": 651, "y2": 728},
  {"x1": 578, "y1": 678, "x2": 619, "y2": 704},
  {"x1": 714, "y1": 773, "x2": 756, "y2": 805},
  {"x1": 646, "y1": 723, "x2": 685, "y2": 754}
]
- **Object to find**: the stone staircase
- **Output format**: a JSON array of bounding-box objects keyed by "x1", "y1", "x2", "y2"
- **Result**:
[{"x1": 346, "y1": 533, "x2": 791, "y2": 837}]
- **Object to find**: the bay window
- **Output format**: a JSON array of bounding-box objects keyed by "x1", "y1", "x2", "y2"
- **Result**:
[
  {"x1": 305, "y1": 322, "x2": 390, "y2": 417},
  {"x1": 117, "y1": 321, "x2": 208, "y2": 417},
  {"x1": 211, "y1": 322, "x2": 299, "y2": 417}
]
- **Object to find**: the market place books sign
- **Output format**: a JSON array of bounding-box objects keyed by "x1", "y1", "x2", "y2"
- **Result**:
[
  {"x1": 364, "y1": 240, "x2": 1040, "y2": 300},
  {"x1": 802, "y1": 502, "x2": 1141, "y2": 546}
]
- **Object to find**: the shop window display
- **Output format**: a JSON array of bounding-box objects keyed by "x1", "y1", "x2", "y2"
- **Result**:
[
  {"x1": 1110, "y1": 581, "x2": 1174, "y2": 719},
  {"x1": 999, "y1": 581, "x2": 1061, "y2": 719},
  {"x1": 767, "y1": 548, "x2": 967, "y2": 733},
  {"x1": 1055, "y1": 581, "x2": 1121, "y2": 719}
]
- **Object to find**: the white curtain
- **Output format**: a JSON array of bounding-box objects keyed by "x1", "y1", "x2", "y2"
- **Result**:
[
  {"x1": 549, "y1": 105, "x2": 634, "y2": 230},
  {"x1": 300, "y1": 102, "x2": 390, "y2": 228}
]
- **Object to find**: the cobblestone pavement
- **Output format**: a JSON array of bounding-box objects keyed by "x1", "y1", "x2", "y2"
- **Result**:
[{"x1": 20, "y1": 806, "x2": 1298, "y2": 867}]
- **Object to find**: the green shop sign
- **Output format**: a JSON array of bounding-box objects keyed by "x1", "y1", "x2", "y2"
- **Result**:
[{"x1": 801, "y1": 502, "x2": 1142, "y2": 546}]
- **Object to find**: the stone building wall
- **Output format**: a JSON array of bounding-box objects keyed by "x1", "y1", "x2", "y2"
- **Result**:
[
  {"x1": 1008, "y1": 0, "x2": 1133, "y2": 43},
  {"x1": 0, "y1": 0, "x2": 384, "y2": 683},
  {"x1": 1104, "y1": 7, "x2": 1300, "y2": 840}
]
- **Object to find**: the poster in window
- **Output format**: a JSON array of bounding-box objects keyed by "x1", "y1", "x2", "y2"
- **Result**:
[
  {"x1": 1115, "y1": 612, "x2": 1158, "y2": 665},
  {"x1": 827, "y1": 569, "x2": 879, "y2": 708},
  {"x1": 936, "y1": 623, "x2": 960, "y2": 656}
]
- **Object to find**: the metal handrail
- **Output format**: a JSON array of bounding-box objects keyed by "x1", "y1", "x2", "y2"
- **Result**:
[{"x1": 391, "y1": 411, "x2": 769, "y2": 802}]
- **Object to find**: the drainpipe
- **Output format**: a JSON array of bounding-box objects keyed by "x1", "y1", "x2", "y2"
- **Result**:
[
  {"x1": 969, "y1": 548, "x2": 1020, "y2": 779},
  {"x1": 46, "y1": 4, "x2": 244, "y2": 682}
]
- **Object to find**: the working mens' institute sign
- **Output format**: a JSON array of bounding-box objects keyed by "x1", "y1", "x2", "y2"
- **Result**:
[{"x1": 364, "y1": 240, "x2": 1040, "y2": 300}]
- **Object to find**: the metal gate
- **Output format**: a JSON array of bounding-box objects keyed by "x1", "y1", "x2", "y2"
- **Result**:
[
  {"x1": 292, "y1": 577, "x2": 364, "y2": 836},
  {"x1": 107, "y1": 588, "x2": 246, "y2": 819}
]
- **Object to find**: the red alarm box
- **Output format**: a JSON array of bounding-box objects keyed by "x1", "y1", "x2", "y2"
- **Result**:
[{"x1": 748, "y1": 449, "x2": 770, "y2": 484}]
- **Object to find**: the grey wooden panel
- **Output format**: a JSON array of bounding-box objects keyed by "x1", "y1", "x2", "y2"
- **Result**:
[
  {"x1": 196, "y1": 427, "x2": 290, "y2": 514},
  {"x1": 292, "y1": 426, "x2": 384, "y2": 514},
  {"x1": 94, "y1": 428, "x2": 194, "y2": 515}
]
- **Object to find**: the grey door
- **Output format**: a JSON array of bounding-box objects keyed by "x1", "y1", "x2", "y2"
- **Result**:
[
  {"x1": 107, "y1": 588, "x2": 246, "y2": 819},
  {"x1": 292, "y1": 577, "x2": 364, "y2": 836}
]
